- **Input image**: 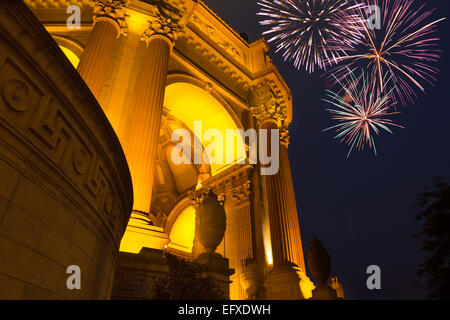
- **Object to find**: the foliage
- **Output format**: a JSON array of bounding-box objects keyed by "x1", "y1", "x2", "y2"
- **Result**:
[
  {"x1": 413, "y1": 177, "x2": 450, "y2": 300},
  {"x1": 152, "y1": 253, "x2": 226, "y2": 300}
]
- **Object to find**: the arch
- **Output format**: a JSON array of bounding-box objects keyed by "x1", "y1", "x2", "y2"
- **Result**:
[
  {"x1": 164, "y1": 75, "x2": 247, "y2": 176},
  {"x1": 166, "y1": 197, "x2": 196, "y2": 253},
  {"x1": 52, "y1": 35, "x2": 84, "y2": 68}
]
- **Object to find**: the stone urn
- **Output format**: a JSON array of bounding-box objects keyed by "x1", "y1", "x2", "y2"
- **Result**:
[
  {"x1": 307, "y1": 237, "x2": 331, "y2": 286},
  {"x1": 194, "y1": 189, "x2": 226, "y2": 254},
  {"x1": 240, "y1": 259, "x2": 260, "y2": 299}
]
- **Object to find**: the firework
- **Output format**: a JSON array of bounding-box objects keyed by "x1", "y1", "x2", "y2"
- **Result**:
[
  {"x1": 329, "y1": 0, "x2": 445, "y2": 106},
  {"x1": 257, "y1": 0, "x2": 364, "y2": 73},
  {"x1": 323, "y1": 68, "x2": 404, "y2": 157}
]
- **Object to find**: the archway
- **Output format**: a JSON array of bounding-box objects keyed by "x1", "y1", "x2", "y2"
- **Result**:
[{"x1": 164, "y1": 82, "x2": 246, "y2": 176}]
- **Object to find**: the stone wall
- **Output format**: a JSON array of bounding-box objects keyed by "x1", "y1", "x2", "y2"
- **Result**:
[{"x1": 0, "y1": 1, "x2": 133, "y2": 299}]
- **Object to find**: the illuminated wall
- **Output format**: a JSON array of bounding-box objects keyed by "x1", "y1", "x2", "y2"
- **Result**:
[
  {"x1": 167, "y1": 205, "x2": 196, "y2": 253},
  {"x1": 164, "y1": 82, "x2": 246, "y2": 176}
]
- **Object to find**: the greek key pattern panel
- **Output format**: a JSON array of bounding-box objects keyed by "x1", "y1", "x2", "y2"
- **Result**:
[{"x1": 0, "y1": 37, "x2": 123, "y2": 243}]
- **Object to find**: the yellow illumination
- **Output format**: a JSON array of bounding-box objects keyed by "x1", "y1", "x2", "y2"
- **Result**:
[
  {"x1": 264, "y1": 234, "x2": 273, "y2": 266},
  {"x1": 168, "y1": 205, "x2": 196, "y2": 253},
  {"x1": 164, "y1": 83, "x2": 246, "y2": 176},
  {"x1": 119, "y1": 213, "x2": 169, "y2": 253},
  {"x1": 126, "y1": 9, "x2": 150, "y2": 34},
  {"x1": 59, "y1": 45, "x2": 79, "y2": 68},
  {"x1": 297, "y1": 269, "x2": 315, "y2": 299}
]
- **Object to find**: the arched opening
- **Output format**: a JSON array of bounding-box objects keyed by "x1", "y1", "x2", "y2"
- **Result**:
[
  {"x1": 52, "y1": 36, "x2": 84, "y2": 69},
  {"x1": 167, "y1": 205, "x2": 196, "y2": 253},
  {"x1": 164, "y1": 82, "x2": 246, "y2": 176},
  {"x1": 59, "y1": 45, "x2": 80, "y2": 68}
]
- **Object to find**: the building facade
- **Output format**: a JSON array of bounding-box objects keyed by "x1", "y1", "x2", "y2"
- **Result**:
[{"x1": 0, "y1": 0, "x2": 324, "y2": 299}]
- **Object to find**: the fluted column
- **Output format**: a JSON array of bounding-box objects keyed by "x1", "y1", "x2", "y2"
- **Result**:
[
  {"x1": 250, "y1": 81, "x2": 304, "y2": 299},
  {"x1": 125, "y1": 3, "x2": 184, "y2": 214},
  {"x1": 260, "y1": 120, "x2": 289, "y2": 268},
  {"x1": 77, "y1": 0, "x2": 128, "y2": 99},
  {"x1": 126, "y1": 38, "x2": 171, "y2": 213},
  {"x1": 279, "y1": 129, "x2": 306, "y2": 271}
]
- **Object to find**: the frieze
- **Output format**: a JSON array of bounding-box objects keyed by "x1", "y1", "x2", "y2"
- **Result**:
[{"x1": 0, "y1": 35, "x2": 127, "y2": 245}]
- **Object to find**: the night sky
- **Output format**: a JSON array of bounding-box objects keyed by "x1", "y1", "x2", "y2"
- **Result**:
[{"x1": 203, "y1": 0, "x2": 450, "y2": 299}]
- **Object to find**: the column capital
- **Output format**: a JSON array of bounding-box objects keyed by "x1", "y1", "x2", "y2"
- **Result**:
[
  {"x1": 249, "y1": 80, "x2": 288, "y2": 127},
  {"x1": 91, "y1": 0, "x2": 130, "y2": 37},
  {"x1": 141, "y1": 0, "x2": 187, "y2": 46},
  {"x1": 231, "y1": 180, "x2": 252, "y2": 206}
]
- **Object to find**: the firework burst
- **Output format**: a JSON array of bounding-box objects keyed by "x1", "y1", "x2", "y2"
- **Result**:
[
  {"x1": 257, "y1": 0, "x2": 364, "y2": 73},
  {"x1": 329, "y1": 0, "x2": 445, "y2": 106},
  {"x1": 324, "y1": 68, "x2": 404, "y2": 157}
]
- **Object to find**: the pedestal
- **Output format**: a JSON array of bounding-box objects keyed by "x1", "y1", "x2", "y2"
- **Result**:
[
  {"x1": 195, "y1": 253, "x2": 235, "y2": 299},
  {"x1": 264, "y1": 265, "x2": 303, "y2": 300}
]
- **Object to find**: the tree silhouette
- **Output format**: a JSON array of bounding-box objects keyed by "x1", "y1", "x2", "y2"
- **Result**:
[
  {"x1": 413, "y1": 177, "x2": 450, "y2": 300},
  {"x1": 152, "y1": 253, "x2": 225, "y2": 300}
]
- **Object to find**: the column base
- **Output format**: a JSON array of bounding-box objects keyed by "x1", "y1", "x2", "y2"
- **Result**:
[
  {"x1": 119, "y1": 211, "x2": 169, "y2": 254},
  {"x1": 264, "y1": 264, "x2": 303, "y2": 300}
]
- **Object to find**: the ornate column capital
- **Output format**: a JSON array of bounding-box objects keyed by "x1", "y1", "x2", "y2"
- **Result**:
[
  {"x1": 141, "y1": 0, "x2": 187, "y2": 46},
  {"x1": 91, "y1": 0, "x2": 130, "y2": 37},
  {"x1": 249, "y1": 80, "x2": 287, "y2": 127},
  {"x1": 232, "y1": 180, "x2": 252, "y2": 206}
]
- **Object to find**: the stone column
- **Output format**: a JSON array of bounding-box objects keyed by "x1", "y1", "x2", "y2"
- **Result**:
[
  {"x1": 125, "y1": 6, "x2": 184, "y2": 215},
  {"x1": 250, "y1": 81, "x2": 305, "y2": 299},
  {"x1": 77, "y1": 0, "x2": 128, "y2": 100},
  {"x1": 279, "y1": 128, "x2": 306, "y2": 272},
  {"x1": 118, "y1": 1, "x2": 187, "y2": 253}
]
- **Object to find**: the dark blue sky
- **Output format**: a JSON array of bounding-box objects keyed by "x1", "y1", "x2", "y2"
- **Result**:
[{"x1": 203, "y1": 0, "x2": 450, "y2": 299}]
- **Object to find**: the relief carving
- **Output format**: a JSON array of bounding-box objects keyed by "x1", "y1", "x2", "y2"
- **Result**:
[
  {"x1": 72, "y1": 149, "x2": 89, "y2": 175},
  {"x1": 249, "y1": 80, "x2": 288, "y2": 126},
  {"x1": 191, "y1": 14, "x2": 243, "y2": 63},
  {"x1": 232, "y1": 180, "x2": 252, "y2": 205},
  {"x1": 3, "y1": 79, "x2": 30, "y2": 112},
  {"x1": 0, "y1": 46, "x2": 120, "y2": 241}
]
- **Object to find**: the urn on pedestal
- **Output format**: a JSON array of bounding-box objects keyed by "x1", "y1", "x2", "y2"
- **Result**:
[
  {"x1": 307, "y1": 237, "x2": 340, "y2": 300},
  {"x1": 192, "y1": 188, "x2": 226, "y2": 255}
]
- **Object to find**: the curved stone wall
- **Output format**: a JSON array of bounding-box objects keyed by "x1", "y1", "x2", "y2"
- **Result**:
[{"x1": 0, "y1": 1, "x2": 133, "y2": 299}]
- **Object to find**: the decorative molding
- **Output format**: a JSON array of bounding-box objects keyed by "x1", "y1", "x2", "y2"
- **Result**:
[
  {"x1": 24, "y1": 0, "x2": 91, "y2": 8},
  {"x1": 199, "y1": 164, "x2": 255, "y2": 202},
  {"x1": 182, "y1": 32, "x2": 251, "y2": 91},
  {"x1": 191, "y1": 13, "x2": 243, "y2": 64}
]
